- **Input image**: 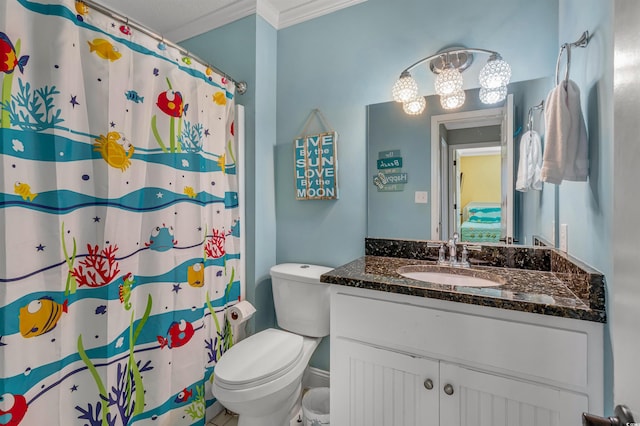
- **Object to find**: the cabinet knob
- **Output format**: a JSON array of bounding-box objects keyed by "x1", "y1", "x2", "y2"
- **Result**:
[
  {"x1": 423, "y1": 379, "x2": 433, "y2": 390},
  {"x1": 443, "y1": 384, "x2": 454, "y2": 395}
]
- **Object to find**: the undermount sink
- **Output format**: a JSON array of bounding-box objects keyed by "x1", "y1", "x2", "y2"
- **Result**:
[{"x1": 396, "y1": 265, "x2": 505, "y2": 287}]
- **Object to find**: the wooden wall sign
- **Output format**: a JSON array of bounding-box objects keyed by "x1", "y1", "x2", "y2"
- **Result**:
[{"x1": 294, "y1": 131, "x2": 339, "y2": 200}]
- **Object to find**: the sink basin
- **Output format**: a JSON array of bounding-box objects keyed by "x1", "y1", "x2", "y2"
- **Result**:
[{"x1": 396, "y1": 265, "x2": 505, "y2": 287}]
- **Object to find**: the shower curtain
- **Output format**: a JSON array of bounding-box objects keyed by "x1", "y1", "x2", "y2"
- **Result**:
[{"x1": 0, "y1": 1, "x2": 241, "y2": 425}]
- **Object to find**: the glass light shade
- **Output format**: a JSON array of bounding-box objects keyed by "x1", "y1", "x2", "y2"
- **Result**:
[
  {"x1": 434, "y1": 67, "x2": 464, "y2": 96},
  {"x1": 402, "y1": 96, "x2": 426, "y2": 115},
  {"x1": 479, "y1": 58, "x2": 512, "y2": 89},
  {"x1": 479, "y1": 85, "x2": 508, "y2": 104},
  {"x1": 392, "y1": 74, "x2": 419, "y2": 103},
  {"x1": 440, "y1": 90, "x2": 466, "y2": 110}
]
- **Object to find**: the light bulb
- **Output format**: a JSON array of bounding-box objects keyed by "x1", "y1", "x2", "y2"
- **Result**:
[
  {"x1": 392, "y1": 72, "x2": 419, "y2": 103},
  {"x1": 479, "y1": 85, "x2": 507, "y2": 104},
  {"x1": 440, "y1": 90, "x2": 465, "y2": 110},
  {"x1": 403, "y1": 96, "x2": 426, "y2": 115},
  {"x1": 479, "y1": 56, "x2": 511, "y2": 89},
  {"x1": 434, "y1": 67, "x2": 463, "y2": 96}
]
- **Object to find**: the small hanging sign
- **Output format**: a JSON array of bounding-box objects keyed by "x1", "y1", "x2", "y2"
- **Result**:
[
  {"x1": 294, "y1": 110, "x2": 339, "y2": 200},
  {"x1": 373, "y1": 149, "x2": 408, "y2": 192}
]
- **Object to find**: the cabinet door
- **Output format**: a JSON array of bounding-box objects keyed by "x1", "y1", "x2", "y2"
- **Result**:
[
  {"x1": 332, "y1": 338, "x2": 439, "y2": 426},
  {"x1": 439, "y1": 362, "x2": 588, "y2": 426}
]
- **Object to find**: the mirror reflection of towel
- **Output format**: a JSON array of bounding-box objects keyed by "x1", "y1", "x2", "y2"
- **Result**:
[
  {"x1": 541, "y1": 80, "x2": 588, "y2": 184},
  {"x1": 516, "y1": 130, "x2": 542, "y2": 192}
]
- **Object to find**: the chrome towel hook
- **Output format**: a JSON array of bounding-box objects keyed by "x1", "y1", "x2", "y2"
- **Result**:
[
  {"x1": 527, "y1": 100, "x2": 544, "y2": 132},
  {"x1": 555, "y1": 30, "x2": 590, "y2": 85}
]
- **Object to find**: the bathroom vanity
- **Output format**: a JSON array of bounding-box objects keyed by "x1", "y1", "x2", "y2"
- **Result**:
[{"x1": 322, "y1": 238, "x2": 605, "y2": 426}]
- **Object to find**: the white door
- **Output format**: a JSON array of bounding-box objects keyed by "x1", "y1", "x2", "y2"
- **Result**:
[
  {"x1": 331, "y1": 338, "x2": 439, "y2": 426},
  {"x1": 439, "y1": 362, "x2": 588, "y2": 426},
  {"x1": 500, "y1": 94, "x2": 514, "y2": 243}
]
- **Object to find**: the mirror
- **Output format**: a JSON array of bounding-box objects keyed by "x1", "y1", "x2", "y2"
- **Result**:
[{"x1": 367, "y1": 76, "x2": 556, "y2": 245}]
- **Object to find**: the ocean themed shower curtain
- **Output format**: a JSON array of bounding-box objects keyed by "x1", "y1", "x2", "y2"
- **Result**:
[{"x1": 0, "y1": 1, "x2": 241, "y2": 425}]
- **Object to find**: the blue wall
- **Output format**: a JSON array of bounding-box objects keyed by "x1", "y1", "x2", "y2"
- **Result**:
[
  {"x1": 184, "y1": 0, "x2": 563, "y2": 372},
  {"x1": 557, "y1": 0, "x2": 614, "y2": 413},
  {"x1": 367, "y1": 79, "x2": 551, "y2": 242},
  {"x1": 367, "y1": 101, "x2": 431, "y2": 240},
  {"x1": 181, "y1": 0, "x2": 615, "y2": 406},
  {"x1": 516, "y1": 76, "x2": 557, "y2": 246},
  {"x1": 181, "y1": 15, "x2": 278, "y2": 334},
  {"x1": 275, "y1": 0, "x2": 559, "y2": 371},
  {"x1": 275, "y1": 0, "x2": 559, "y2": 270}
]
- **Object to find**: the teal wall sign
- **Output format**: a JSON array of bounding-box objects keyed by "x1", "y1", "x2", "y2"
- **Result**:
[
  {"x1": 377, "y1": 157, "x2": 403, "y2": 170},
  {"x1": 374, "y1": 149, "x2": 407, "y2": 192},
  {"x1": 294, "y1": 132, "x2": 339, "y2": 200}
]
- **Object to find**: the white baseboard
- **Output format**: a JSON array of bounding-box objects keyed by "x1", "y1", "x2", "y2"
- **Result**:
[{"x1": 302, "y1": 366, "x2": 330, "y2": 389}]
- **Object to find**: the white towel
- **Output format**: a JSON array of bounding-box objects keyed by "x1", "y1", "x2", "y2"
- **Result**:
[
  {"x1": 541, "y1": 79, "x2": 588, "y2": 184},
  {"x1": 515, "y1": 130, "x2": 542, "y2": 192}
]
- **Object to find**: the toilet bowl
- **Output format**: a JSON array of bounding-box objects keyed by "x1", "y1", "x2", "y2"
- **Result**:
[{"x1": 211, "y1": 263, "x2": 333, "y2": 426}]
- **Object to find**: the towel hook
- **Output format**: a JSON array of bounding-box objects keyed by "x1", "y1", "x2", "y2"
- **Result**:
[
  {"x1": 555, "y1": 31, "x2": 590, "y2": 85},
  {"x1": 527, "y1": 100, "x2": 544, "y2": 132}
]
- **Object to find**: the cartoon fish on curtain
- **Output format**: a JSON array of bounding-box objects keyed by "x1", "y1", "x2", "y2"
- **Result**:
[{"x1": 0, "y1": 0, "x2": 242, "y2": 425}]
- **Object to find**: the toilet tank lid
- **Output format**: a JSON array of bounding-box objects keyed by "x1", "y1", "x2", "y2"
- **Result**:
[{"x1": 270, "y1": 263, "x2": 334, "y2": 283}]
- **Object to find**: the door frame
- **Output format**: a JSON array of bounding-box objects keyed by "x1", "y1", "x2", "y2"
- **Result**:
[
  {"x1": 430, "y1": 100, "x2": 511, "y2": 240},
  {"x1": 447, "y1": 142, "x2": 501, "y2": 237}
]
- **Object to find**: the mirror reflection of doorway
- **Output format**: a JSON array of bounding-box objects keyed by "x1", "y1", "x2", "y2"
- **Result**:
[
  {"x1": 431, "y1": 94, "x2": 514, "y2": 243},
  {"x1": 449, "y1": 145, "x2": 502, "y2": 242}
]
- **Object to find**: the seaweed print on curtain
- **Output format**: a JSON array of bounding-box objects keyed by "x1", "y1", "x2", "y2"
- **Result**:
[{"x1": 0, "y1": 0, "x2": 242, "y2": 425}]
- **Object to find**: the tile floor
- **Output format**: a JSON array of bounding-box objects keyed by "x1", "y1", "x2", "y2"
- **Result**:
[
  {"x1": 207, "y1": 408, "x2": 305, "y2": 426},
  {"x1": 208, "y1": 409, "x2": 238, "y2": 426}
]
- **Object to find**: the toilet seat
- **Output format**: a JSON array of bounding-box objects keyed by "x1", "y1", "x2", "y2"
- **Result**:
[{"x1": 214, "y1": 329, "x2": 304, "y2": 390}]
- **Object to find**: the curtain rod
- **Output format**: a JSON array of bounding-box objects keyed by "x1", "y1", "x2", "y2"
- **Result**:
[{"x1": 79, "y1": 0, "x2": 247, "y2": 94}]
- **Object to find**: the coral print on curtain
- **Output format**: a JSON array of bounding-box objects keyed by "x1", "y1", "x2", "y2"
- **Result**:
[{"x1": 0, "y1": 1, "x2": 242, "y2": 425}]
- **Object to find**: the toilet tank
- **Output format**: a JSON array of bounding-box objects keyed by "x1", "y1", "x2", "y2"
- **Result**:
[{"x1": 270, "y1": 263, "x2": 333, "y2": 337}]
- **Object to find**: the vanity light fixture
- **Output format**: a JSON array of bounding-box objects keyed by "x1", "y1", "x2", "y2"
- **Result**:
[{"x1": 392, "y1": 47, "x2": 511, "y2": 114}]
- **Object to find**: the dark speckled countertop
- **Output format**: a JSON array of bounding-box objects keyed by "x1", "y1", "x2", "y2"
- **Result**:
[{"x1": 320, "y1": 238, "x2": 606, "y2": 323}]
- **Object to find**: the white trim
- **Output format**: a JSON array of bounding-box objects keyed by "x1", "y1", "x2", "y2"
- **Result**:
[
  {"x1": 166, "y1": 0, "x2": 256, "y2": 42},
  {"x1": 166, "y1": 0, "x2": 368, "y2": 41},
  {"x1": 431, "y1": 107, "x2": 504, "y2": 240},
  {"x1": 237, "y1": 105, "x2": 246, "y2": 301},
  {"x1": 303, "y1": 366, "x2": 330, "y2": 389},
  {"x1": 456, "y1": 145, "x2": 501, "y2": 157},
  {"x1": 278, "y1": 0, "x2": 367, "y2": 29},
  {"x1": 503, "y1": 94, "x2": 515, "y2": 244},
  {"x1": 449, "y1": 142, "x2": 502, "y2": 236},
  {"x1": 257, "y1": 0, "x2": 281, "y2": 28}
]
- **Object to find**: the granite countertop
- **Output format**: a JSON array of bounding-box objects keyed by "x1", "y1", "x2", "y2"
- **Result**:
[{"x1": 321, "y1": 240, "x2": 606, "y2": 323}]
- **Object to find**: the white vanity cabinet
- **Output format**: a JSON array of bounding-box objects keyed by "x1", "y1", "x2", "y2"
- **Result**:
[{"x1": 330, "y1": 286, "x2": 604, "y2": 426}]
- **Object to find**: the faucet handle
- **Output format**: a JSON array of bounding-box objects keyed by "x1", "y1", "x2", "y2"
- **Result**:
[
  {"x1": 452, "y1": 232, "x2": 459, "y2": 244},
  {"x1": 460, "y1": 245, "x2": 470, "y2": 268},
  {"x1": 438, "y1": 244, "x2": 446, "y2": 264}
]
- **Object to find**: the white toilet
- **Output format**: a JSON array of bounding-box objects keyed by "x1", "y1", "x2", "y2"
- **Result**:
[{"x1": 212, "y1": 263, "x2": 333, "y2": 426}]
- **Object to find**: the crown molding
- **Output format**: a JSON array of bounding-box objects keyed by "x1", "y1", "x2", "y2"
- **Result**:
[
  {"x1": 278, "y1": 0, "x2": 366, "y2": 29},
  {"x1": 166, "y1": 0, "x2": 257, "y2": 42},
  {"x1": 166, "y1": 0, "x2": 367, "y2": 41},
  {"x1": 257, "y1": 0, "x2": 280, "y2": 29}
]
